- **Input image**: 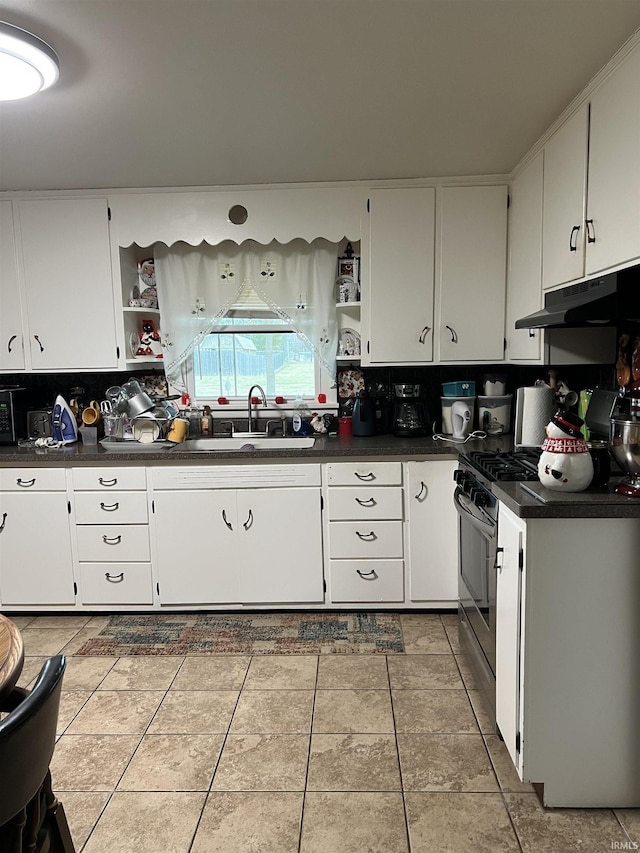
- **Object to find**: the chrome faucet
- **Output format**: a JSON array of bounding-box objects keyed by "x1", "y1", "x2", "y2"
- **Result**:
[{"x1": 247, "y1": 385, "x2": 267, "y2": 433}]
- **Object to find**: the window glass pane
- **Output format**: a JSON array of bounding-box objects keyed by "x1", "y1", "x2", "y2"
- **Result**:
[{"x1": 193, "y1": 331, "x2": 315, "y2": 399}]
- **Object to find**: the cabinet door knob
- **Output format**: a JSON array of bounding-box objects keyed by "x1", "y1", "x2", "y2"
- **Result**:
[
  {"x1": 0, "y1": 512, "x2": 6, "y2": 533},
  {"x1": 355, "y1": 530, "x2": 377, "y2": 541},
  {"x1": 356, "y1": 569, "x2": 378, "y2": 580},
  {"x1": 243, "y1": 509, "x2": 254, "y2": 531},
  {"x1": 569, "y1": 224, "x2": 580, "y2": 252},
  {"x1": 418, "y1": 326, "x2": 431, "y2": 344},
  {"x1": 7, "y1": 335, "x2": 17, "y2": 353},
  {"x1": 222, "y1": 509, "x2": 233, "y2": 530},
  {"x1": 445, "y1": 325, "x2": 458, "y2": 343},
  {"x1": 586, "y1": 219, "x2": 596, "y2": 244},
  {"x1": 414, "y1": 481, "x2": 427, "y2": 501},
  {"x1": 105, "y1": 572, "x2": 124, "y2": 583},
  {"x1": 33, "y1": 335, "x2": 45, "y2": 352}
]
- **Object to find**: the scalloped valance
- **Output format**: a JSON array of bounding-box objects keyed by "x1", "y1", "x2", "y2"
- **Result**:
[{"x1": 109, "y1": 186, "x2": 364, "y2": 249}]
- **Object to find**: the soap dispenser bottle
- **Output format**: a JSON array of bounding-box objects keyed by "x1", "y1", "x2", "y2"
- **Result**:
[{"x1": 292, "y1": 396, "x2": 308, "y2": 436}]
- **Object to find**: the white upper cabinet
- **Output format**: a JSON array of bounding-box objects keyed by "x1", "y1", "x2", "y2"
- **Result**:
[
  {"x1": 506, "y1": 152, "x2": 543, "y2": 361},
  {"x1": 542, "y1": 105, "x2": 588, "y2": 289},
  {"x1": 16, "y1": 198, "x2": 119, "y2": 371},
  {"x1": 437, "y1": 185, "x2": 508, "y2": 362},
  {"x1": 363, "y1": 188, "x2": 436, "y2": 364},
  {"x1": 0, "y1": 201, "x2": 24, "y2": 371},
  {"x1": 586, "y1": 46, "x2": 640, "y2": 275}
]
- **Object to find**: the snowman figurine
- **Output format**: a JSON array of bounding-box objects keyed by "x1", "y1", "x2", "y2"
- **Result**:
[{"x1": 538, "y1": 410, "x2": 593, "y2": 492}]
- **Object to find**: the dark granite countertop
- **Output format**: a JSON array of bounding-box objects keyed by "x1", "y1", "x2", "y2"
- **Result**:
[
  {"x1": 0, "y1": 433, "x2": 511, "y2": 465},
  {"x1": 492, "y1": 478, "x2": 640, "y2": 519}
]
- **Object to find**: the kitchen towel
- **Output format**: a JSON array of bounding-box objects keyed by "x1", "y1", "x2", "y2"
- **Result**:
[{"x1": 515, "y1": 385, "x2": 556, "y2": 447}]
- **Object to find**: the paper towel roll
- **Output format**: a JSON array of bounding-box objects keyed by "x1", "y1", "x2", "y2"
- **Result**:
[{"x1": 516, "y1": 386, "x2": 556, "y2": 447}]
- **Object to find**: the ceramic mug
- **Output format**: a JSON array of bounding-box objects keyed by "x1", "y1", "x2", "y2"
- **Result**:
[{"x1": 166, "y1": 418, "x2": 189, "y2": 443}]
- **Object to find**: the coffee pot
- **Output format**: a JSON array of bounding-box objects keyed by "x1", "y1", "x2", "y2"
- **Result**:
[{"x1": 392, "y1": 384, "x2": 429, "y2": 437}]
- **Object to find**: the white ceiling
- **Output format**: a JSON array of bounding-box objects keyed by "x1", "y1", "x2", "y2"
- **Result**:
[{"x1": 0, "y1": 0, "x2": 639, "y2": 192}]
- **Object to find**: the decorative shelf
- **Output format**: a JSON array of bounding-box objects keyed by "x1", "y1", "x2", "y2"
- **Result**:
[
  {"x1": 335, "y1": 301, "x2": 361, "y2": 308},
  {"x1": 123, "y1": 306, "x2": 161, "y2": 314},
  {"x1": 336, "y1": 356, "x2": 361, "y2": 363}
]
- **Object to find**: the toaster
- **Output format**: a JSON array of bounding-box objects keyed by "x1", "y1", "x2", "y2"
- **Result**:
[{"x1": 27, "y1": 409, "x2": 54, "y2": 440}]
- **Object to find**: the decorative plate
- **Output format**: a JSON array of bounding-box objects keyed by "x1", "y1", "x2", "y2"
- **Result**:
[
  {"x1": 338, "y1": 327, "x2": 361, "y2": 357},
  {"x1": 338, "y1": 367, "x2": 365, "y2": 399},
  {"x1": 129, "y1": 331, "x2": 140, "y2": 358}
]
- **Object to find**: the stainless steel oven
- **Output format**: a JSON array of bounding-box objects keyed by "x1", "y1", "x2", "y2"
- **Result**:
[
  {"x1": 455, "y1": 463, "x2": 498, "y2": 722},
  {"x1": 455, "y1": 449, "x2": 540, "y2": 726}
]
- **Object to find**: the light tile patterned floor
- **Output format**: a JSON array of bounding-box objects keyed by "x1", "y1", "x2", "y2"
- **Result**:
[{"x1": 9, "y1": 612, "x2": 640, "y2": 852}]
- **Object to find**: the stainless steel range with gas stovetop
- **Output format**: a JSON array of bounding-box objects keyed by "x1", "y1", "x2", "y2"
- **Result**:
[{"x1": 455, "y1": 449, "x2": 540, "y2": 726}]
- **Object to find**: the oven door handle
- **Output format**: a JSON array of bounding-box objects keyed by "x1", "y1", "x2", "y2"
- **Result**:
[{"x1": 454, "y1": 489, "x2": 496, "y2": 537}]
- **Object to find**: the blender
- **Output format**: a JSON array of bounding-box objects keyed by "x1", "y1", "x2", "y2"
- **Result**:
[{"x1": 392, "y1": 384, "x2": 429, "y2": 437}]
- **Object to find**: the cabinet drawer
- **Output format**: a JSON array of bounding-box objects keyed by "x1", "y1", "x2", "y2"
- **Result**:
[
  {"x1": 325, "y1": 462, "x2": 402, "y2": 487},
  {"x1": 328, "y1": 520, "x2": 404, "y2": 559},
  {"x1": 330, "y1": 559, "x2": 404, "y2": 603},
  {"x1": 74, "y1": 492, "x2": 148, "y2": 524},
  {"x1": 72, "y1": 467, "x2": 147, "y2": 491},
  {"x1": 76, "y1": 525, "x2": 150, "y2": 561},
  {"x1": 0, "y1": 468, "x2": 66, "y2": 491},
  {"x1": 79, "y1": 563, "x2": 153, "y2": 605},
  {"x1": 328, "y1": 487, "x2": 403, "y2": 521}
]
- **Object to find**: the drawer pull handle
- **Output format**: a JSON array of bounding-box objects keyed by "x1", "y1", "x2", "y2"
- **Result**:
[
  {"x1": 356, "y1": 531, "x2": 377, "y2": 541},
  {"x1": 356, "y1": 569, "x2": 378, "y2": 580},
  {"x1": 243, "y1": 509, "x2": 254, "y2": 531},
  {"x1": 414, "y1": 481, "x2": 427, "y2": 501},
  {"x1": 355, "y1": 497, "x2": 376, "y2": 507},
  {"x1": 105, "y1": 572, "x2": 124, "y2": 583},
  {"x1": 222, "y1": 509, "x2": 233, "y2": 530},
  {"x1": 0, "y1": 512, "x2": 6, "y2": 533},
  {"x1": 16, "y1": 478, "x2": 36, "y2": 488},
  {"x1": 102, "y1": 535, "x2": 122, "y2": 545},
  {"x1": 354, "y1": 472, "x2": 375, "y2": 481},
  {"x1": 100, "y1": 502, "x2": 120, "y2": 512},
  {"x1": 98, "y1": 477, "x2": 118, "y2": 487}
]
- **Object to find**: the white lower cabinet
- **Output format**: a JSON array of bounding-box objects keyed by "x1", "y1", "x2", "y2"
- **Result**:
[
  {"x1": 496, "y1": 503, "x2": 640, "y2": 807},
  {"x1": 71, "y1": 466, "x2": 153, "y2": 606},
  {"x1": 406, "y1": 460, "x2": 458, "y2": 603},
  {"x1": 0, "y1": 469, "x2": 75, "y2": 606},
  {"x1": 150, "y1": 465, "x2": 324, "y2": 606},
  {"x1": 326, "y1": 462, "x2": 405, "y2": 604}
]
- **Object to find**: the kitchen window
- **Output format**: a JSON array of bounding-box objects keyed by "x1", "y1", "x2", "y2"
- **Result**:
[{"x1": 154, "y1": 238, "x2": 338, "y2": 405}]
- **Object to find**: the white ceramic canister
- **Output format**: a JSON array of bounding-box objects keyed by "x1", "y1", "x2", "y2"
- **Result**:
[{"x1": 477, "y1": 395, "x2": 512, "y2": 434}]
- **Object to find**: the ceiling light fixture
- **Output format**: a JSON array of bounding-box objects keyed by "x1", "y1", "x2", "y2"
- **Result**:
[{"x1": 0, "y1": 21, "x2": 59, "y2": 101}]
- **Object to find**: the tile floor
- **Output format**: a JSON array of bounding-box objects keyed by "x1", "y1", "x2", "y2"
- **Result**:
[{"x1": 9, "y1": 612, "x2": 640, "y2": 853}]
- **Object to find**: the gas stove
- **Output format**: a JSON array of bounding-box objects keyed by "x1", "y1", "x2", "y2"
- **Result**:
[{"x1": 460, "y1": 449, "x2": 540, "y2": 484}]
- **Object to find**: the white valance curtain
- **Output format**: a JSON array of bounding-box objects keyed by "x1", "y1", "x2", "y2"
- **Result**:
[{"x1": 154, "y1": 238, "x2": 338, "y2": 390}]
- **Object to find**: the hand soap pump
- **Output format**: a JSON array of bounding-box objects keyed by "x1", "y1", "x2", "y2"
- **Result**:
[{"x1": 292, "y1": 396, "x2": 308, "y2": 436}]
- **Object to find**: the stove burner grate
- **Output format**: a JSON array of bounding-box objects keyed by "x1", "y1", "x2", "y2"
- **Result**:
[{"x1": 464, "y1": 450, "x2": 540, "y2": 482}]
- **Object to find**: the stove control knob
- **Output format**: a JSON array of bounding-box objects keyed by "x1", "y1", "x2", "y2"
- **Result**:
[
  {"x1": 453, "y1": 469, "x2": 467, "y2": 486},
  {"x1": 472, "y1": 488, "x2": 489, "y2": 508}
]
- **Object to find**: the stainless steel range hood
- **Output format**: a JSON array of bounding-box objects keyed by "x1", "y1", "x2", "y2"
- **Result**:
[{"x1": 515, "y1": 267, "x2": 640, "y2": 329}]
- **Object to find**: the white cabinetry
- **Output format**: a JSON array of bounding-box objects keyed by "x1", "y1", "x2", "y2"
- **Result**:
[
  {"x1": 71, "y1": 467, "x2": 153, "y2": 606},
  {"x1": 541, "y1": 105, "x2": 588, "y2": 289},
  {"x1": 325, "y1": 462, "x2": 404, "y2": 603},
  {"x1": 0, "y1": 202, "x2": 24, "y2": 372},
  {"x1": 586, "y1": 46, "x2": 640, "y2": 274},
  {"x1": 506, "y1": 153, "x2": 543, "y2": 361},
  {"x1": 363, "y1": 188, "x2": 436, "y2": 364},
  {"x1": 437, "y1": 186, "x2": 508, "y2": 362},
  {"x1": 406, "y1": 460, "x2": 458, "y2": 603},
  {"x1": 496, "y1": 502, "x2": 640, "y2": 807},
  {"x1": 0, "y1": 469, "x2": 75, "y2": 606},
  {"x1": 150, "y1": 465, "x2": 324, "y2": 606},
  {"x1": 15, "y1": 198, "x2": 119, "y2": 371}
]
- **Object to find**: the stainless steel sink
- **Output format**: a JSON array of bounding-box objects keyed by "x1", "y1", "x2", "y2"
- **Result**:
[{"x1": 177, "y1": 436, "x2": 316, "y2": 451}]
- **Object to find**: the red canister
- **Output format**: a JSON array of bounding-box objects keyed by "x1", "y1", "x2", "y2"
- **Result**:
[{"x1": 338, "y1": 416, "x2": 352, "y2": 437}]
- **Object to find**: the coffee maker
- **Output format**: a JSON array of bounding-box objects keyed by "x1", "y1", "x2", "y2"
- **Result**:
[{"x1": 392, "y1": 384, "x2": 429, "y2": 437}]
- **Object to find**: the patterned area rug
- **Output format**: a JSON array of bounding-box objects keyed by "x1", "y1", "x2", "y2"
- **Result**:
[{"x1": 74, "y1": 612, "x2": 405, "y2": 655}]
